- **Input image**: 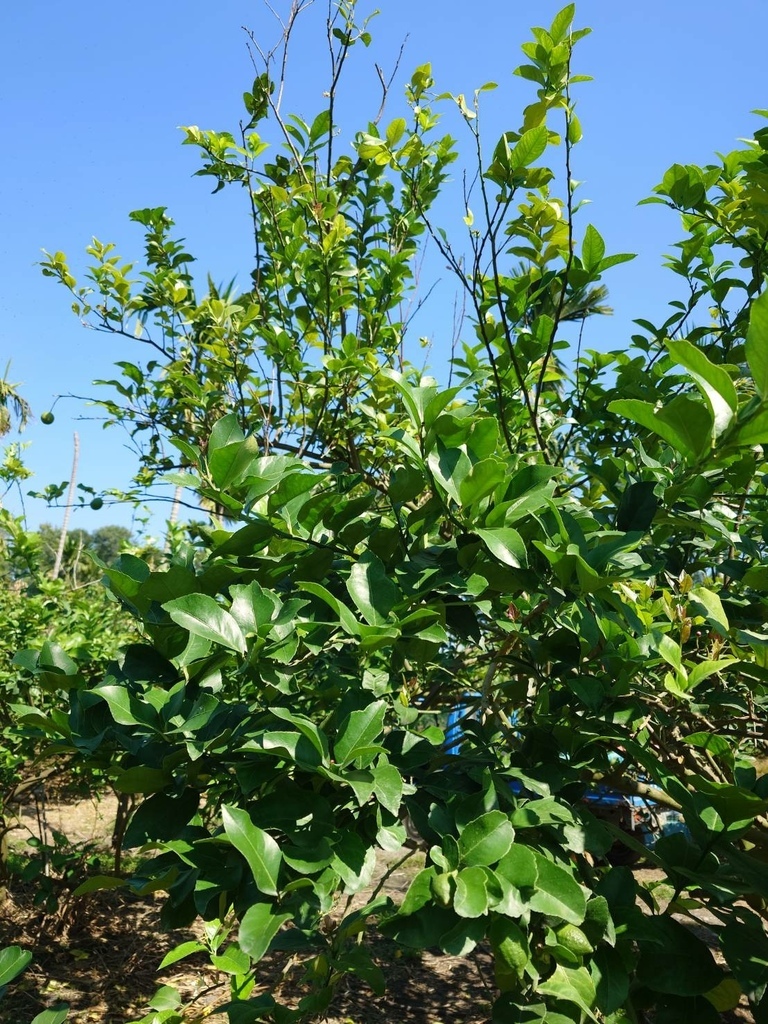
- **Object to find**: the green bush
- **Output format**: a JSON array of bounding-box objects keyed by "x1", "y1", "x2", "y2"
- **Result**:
[{"x1": 35, "y1": 4, "x2": 768, "y2": 1021}]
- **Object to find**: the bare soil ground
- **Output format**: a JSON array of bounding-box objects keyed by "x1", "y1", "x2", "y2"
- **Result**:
[{"x1": 0, "y1": 789, "x2": 754, "y2": 1023}]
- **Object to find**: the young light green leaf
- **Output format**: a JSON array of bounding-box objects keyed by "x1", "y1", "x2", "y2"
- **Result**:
[
  {"x1": 386, "y1": 117, "x2": 407, "y2": 146},
  {"x1": 510, "y1": 124, "x2": 549, "y2": 170},
  {"x1": 222, "y1": 804, "x2": 281, "y2": 895},
  {"x1": 581, "y1": 224, "x2": 605, "y2": 272},
  {"x1": 164, "y1": 594, "x2": 246, "y2": 654},
  {"x1": 157, "y1": 940, "x2": 206, "y2": 970},
  {"x1": 687, "y1": 659, "x2": 738, "y2": 689}
]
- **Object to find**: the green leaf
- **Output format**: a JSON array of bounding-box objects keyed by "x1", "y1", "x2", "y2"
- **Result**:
[
  {"x1": 164, "y1": 594, "x2": 246, "y2": 654},
  {"x1": 372, "y1": 762, "x2": 404, "y2": 816},
  {"x1": 608, "y1": 396, "x2": 712, "y2": 459},
  {"x1": 112, "y1": 765, "x2": 170, "y2": 794},
  {"x1": 615, "y1": 481, "x2": 658, "y2": 532},
  {"x1": 239, "y1": 904, "x2": 292, "y2": 962},
  {"x1": 208, "y1": 434, "x2": 261, "y2": 490},
  {"x1": 688, "y1": 587, "x2": 729, "y2": 637},
  {"x1": 399, "y1": 867, "x2": 438, "y2": 915},
  {"x1": 745, "y1": 289, "x2": 768, "y2": 399},
  {"x1": 582, "y1": 224, "x2": 605, "y2": 272},
  {"x1": 538, "y1": 964, "x2": 599, "y2": 1021},
  {"x1": 222, "y1": 804, "x2": 281, "y2": 896},
  {"x1": 458, "y1": 811, "x2": 515, "y2": 867},
  {"x1": 732, "y1": 407, "x2": 768, "y2": 446},
  {"x1": 334, "y1": 701, "x2": 387, "y2": 766},
  {"x1": 149, "y1": 984, "x2": 182, "y2": 1010},
  {"x1": 510, "y1": 124, "x2": 549, "y2": 170},
  {"x1": 31, "y1": 1009, "x2": 70, "y2": 1024},
  {"x1": 528, "y1": 851, "x2": 587, "y2": 925},
  {"x1": 666, "y1": 338, "x2": 737, "y2": 437},
  {"x1": 687, "y1": 659, "x2": 737, "y2": 689},
  {"x1": 722, "y1": 911, "x2": 768, "y2": 996},
  {"x1": 346, "y1": 552, "x2": 398, "y2": 626},
  {"x1": 298, "y1": 581, "x2": 360, "y2": 635},
  {"x1": 637, "y1": 916, "x2": 722, "y2": 995},
  {"x1": 426, "y1": 441, "x2": 472, "y2": 504},
  {"x1": 0, "y1": 946, "x2": 32, "y2": 987},
  {"x1": 210, "y1": 943, "x2": 251, "y2": 975},
  {"x1": 269, "y1": 707, "x2": 330, "y2": 763},
  {"x1": 475, "y1": 528, "x2": 528, "y2": 568},
  {"x1": 386, "y1": 117, "x2": 407, "y2": 146},
  {"x1": 72, "y1": 874, "x2": 127, "y2": 896},
  {"x1": 549, "y1": 3, "x2": 576, "y2": 43},
  {"x1": 454, "y1": 866, "x2": 490, "y2": 917},
  {"x1": 496, "y1": 844, "x2": 537, "y2": 888},
  {"x1": 692, "y1": 779, "x2": 768, "y2": 828},
  {"x1": 459, "y1": 458, "x2": 505, "y2": 506},
  {"x1": 157, "y1": 940, "x2": 205, "y2": 970},
  {"x1": 92, "y1": 684, "x2": 156, "y2": 727}
]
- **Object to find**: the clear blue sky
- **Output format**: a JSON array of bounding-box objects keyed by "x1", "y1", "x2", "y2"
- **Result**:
[{"x1": 1, "y1": 0, "x2": 766, "y2": 536}]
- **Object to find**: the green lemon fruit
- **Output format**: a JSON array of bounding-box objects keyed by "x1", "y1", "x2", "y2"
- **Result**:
[
  {"x1": 555, "y1": 923, "x2": 594, "y2": 956},
  {"x1": 41, "y1": 411, "x2": 55, "y2": 425}
]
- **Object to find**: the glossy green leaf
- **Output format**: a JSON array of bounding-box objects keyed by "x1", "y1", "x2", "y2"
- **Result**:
[
  {"x1": 164, "y1": 594, "x2": 246, "y2": 654},
  {"x1": 31, "y1": 1009, "x2": 70, "y2": 1024},
  {"x1": 454, "y1": 866, "x2": 490, "y2": 917},
  {"x1": 239, "y1": 904, "x2": 292, "y2": 962},
  {"x1": 334, "y1": 701, "x2": 386, "y2": 766},
  {"x1": 688, "y1": 587, "x2": 729, "y2": 636},
  {"x1": 510, "y1": 124, "x2": 549, "y2": 169},
  {"x1": 496, "y1": 844, "x2": 537, "y2": 889},
  {"x1": 475, "y1": 528, "x2": 528, "y2": 568},
  {"x1": 745, "y1": 289, "x2": 768, "y2": 399},
  {"x1": 149, "y1": 984, "x2": 182, "y2": 1010},
  {"x1": 582, "y1": 224, "x2": 605, "y2": 272},
  {"x1": 608, "y1": 396, "x2": 713, "y2": 459},
  {"x1": 298, "y1": 581, "x2": 360, "y2": 635},
  {"x1": 157, "y1": 940, "x2": 206, "y2": 970},
  {"x1": 211, "y1": 943, "x2": 251, "y2": 975},
  {"x1": 346, "y1": 552, "x2": 398, "y2": 625},
  {"x1": 372, "y1": 762, "x2": 404, "y2": 815},
  {"x1": 528, "y1": 851, "x2": 587, "y2": 925},
  {"x1": 538, "y1": 964, "x2": 599, "y2": 1021},
  {"x1": 222, "y1": 804, "x2": 281, "y2": 896},
  {"x1": 458, "y1": 811, "x2": 515, "y2": 867},
  {"x1": 92, "y1": 684, "x2": 156, "y2": 727},
  {"x1": 666, "y1": 338, "x2": 737, "y2": 436},
  {"x1": 732, "y1": 407, "x2": 768, "y2": 446},
  {"x1": 0, "y1": 946, "x2": 32, "y2": 987}
]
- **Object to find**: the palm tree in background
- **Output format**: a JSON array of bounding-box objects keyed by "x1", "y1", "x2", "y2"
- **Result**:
[{"x1": 0, "y1": 363, "x2": 31, "y2": 437}]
